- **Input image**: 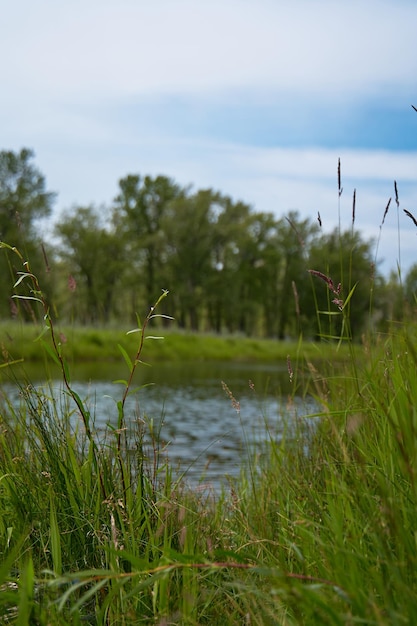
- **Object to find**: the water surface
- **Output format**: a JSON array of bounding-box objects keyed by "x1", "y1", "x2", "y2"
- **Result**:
[{"x1": 1, "y1": 361, "x2": 318, "y2": 489}]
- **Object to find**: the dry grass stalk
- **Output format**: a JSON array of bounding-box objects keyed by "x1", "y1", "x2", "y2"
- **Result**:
[
  {"x1": 403, "y1": 208, "x2": 417, "y2": 229},
  {"x1": 381, "y1": 198, "x2": 391, "y2": 226},
  {"x1": 292, "y1": 280, "x2": 300, "y2": 319},
  {"x1": 221, "y1": 381, "x2": 240, "y2": 413},
  {"x1": 285, "y1": 215, "x2": 304, "y2": 248},
  {"x1": 308, "y1": 269, "x2": 344, "y2": 310},
  {"x1": 287, "y1": 355, "x2": 294, "y2": 383},
  {"x1": 394, "y1": 180, "x2": 399, "y2": 208},
  {"x1": 338, "y1": 158, "x2": 343, "y2": 197},
  {"x1": 352, "y1": 189, "x2": 356, "y2": 226},
  {"x1": 307, "y1": 361, "x2": 329, "y2": 404}
]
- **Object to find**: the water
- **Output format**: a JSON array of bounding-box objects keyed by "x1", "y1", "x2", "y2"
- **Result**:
[{"x1": 0, "y1": 361, "x2": 318, "y2": 490}]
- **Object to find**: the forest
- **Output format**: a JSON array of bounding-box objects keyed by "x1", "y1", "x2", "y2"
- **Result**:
[{"x1": 1, "y1": 147, "x2": 416, "y2": 339}]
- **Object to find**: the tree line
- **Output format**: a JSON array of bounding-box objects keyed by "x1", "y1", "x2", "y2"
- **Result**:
[{"x1": 1, "y1": 148, "x2": 416, "y2": 339}]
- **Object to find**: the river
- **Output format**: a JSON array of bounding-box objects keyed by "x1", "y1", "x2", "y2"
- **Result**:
[{"x1": 0, "y1": 360, "x2": 318, "y2": 491}]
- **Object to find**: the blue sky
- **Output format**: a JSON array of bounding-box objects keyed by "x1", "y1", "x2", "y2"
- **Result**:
[{"x1": 2, "y1": 0, "x2": 417, "y2": 275}]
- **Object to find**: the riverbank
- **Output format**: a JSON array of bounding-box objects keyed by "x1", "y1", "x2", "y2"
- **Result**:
[
  {"x1": 0, "y1": 321, "x2": 351, "y2": 365},
  {"x1": 1, "y1": 319, "x2": 416, "y2": 623}
]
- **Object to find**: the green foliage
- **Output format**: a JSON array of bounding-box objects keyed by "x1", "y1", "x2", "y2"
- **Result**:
[
  {"x1": 58, "y1": 193, "x2": 380, "y2": 337},
  {"x1": 3, "y1": 322, "x2": 417, "y2": 624},
  {"x1": 0, "y1": 322, "x2": 350, "y2": 368},
  {"x1": 54, "y1": 205, "x2": 125, "y2": 323},
  {"x1": 1, "y1": 341, "x2": 417, "y2": 620},
  {"x1": 1, "y1": 157, "x2": 417, "y2": 623},
  {"x1": 0, "y1": 148, "x2": 55, "y2": 319},
  {"x1": 114, "y1": 173, "x2": 184, "y2": 308},
  {"x1": 0, "y1": 148, "x2": 55, "y2": 240},
  {"x1": 405, "y1": 262, "x2": 417, "y2": 312},
  {"x1": 162, "y1": 188, "x2": 223, "y2": 331},
  {"x1": 2, "y1": 147, "x2": 414, "y2": 339}
]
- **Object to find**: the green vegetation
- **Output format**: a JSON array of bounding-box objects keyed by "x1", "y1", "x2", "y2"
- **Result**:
[
  {"x1": 0, "y1": 321, "x2": 350, "y2": 366},
  {"x1": 0, "y1": 237, "x2": 417, "y2": 624},
  {"x1": 1, "y1": 149, "x2": 417, "y2": 623},
  {"x1": 1, "y1": 148, "x2": 416, "y2": 338}
]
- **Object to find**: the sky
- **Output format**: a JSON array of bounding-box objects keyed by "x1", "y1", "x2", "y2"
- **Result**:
[{"x1": 2, "y1": 0, "x2": 417, "y2": 276}]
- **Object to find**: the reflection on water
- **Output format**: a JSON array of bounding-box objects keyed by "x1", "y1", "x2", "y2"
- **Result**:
[{"x1": 0, "y1": 361, "x2": 318, "y2": 489}]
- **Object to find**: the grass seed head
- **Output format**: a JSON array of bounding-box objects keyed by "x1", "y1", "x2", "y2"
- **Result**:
[
  {"x1": 403, "y1": 208, "x2": 417, "y2": 229},
  {"x1": 381, "y1": 198, "x2": 391, "y2": 226}
]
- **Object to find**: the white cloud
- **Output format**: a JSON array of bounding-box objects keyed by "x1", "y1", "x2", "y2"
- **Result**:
[
  {"x1": 2, "y1": 0, "x2": 417, "y2": 102},
  {"x1": 2, "y1": 0, "x2": 416, "y2": 276}
]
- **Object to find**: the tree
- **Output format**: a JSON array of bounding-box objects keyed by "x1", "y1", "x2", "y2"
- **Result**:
[
  {"x1": 405, "y1": 263, "x2": 417, "y2": 315},
  {"x1": 382, "y1": 263, "x2": 417, "y2": 324},
  {"x1": 273, "y1": 212, "x2": 318, "y2": 339},
  {"x1": 162, "y1": 189, "x2": 221, "y2": 330},
  {"x1": 54, "y1": 205, "x2": 125, "y2": 323},
  {"x1": 0, "y1": 148, "x2": 55, "y2": 318},
  {"x1": 206, "y1": 196, "x2": 256, "y2": 334},
  {"x1": 113, "y1": 174, "x2": 184, "y2": 310}
]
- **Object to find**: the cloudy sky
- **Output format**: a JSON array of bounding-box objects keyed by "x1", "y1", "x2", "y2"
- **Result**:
[{"x1": 2, "y1": 0, "x2": 417, "y2": 275}]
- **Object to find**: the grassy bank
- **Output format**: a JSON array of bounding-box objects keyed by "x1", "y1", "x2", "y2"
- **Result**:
[
  {"x1": 0, "y1": 321, "x2": 351, "y2": 364},
  {"x1": 1, "y1": 320, "x2": 417, "y2": 624}
]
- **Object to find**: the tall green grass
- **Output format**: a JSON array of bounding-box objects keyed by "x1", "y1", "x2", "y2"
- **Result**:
[
  {"x1": 226, "y1": 325, "x2": 417, "y2": 624},
  {"x1": 1, "y1": 176, "x2": 417, "y2": 624}
]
